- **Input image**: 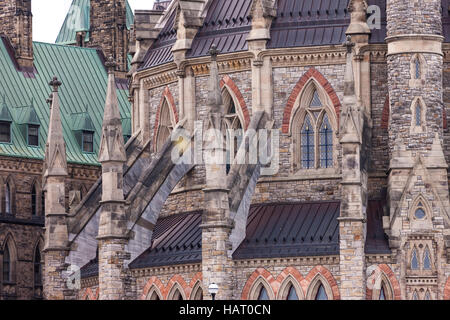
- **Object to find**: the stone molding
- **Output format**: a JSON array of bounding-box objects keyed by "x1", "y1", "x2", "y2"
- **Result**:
[{"x1": 386, "y1": 34, "x2": 444, "y2": 56}]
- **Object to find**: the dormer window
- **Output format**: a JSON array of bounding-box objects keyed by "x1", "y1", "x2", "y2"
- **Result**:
[
  {"x1": 0, "y1": 121, "x2": 11, "y2": 143},
  {"x1": 28, "y1": 124, "x2": 39, "y2": 146},
  {"x1": 82, "y1": 131, "x2": 94, "y2": 153}
]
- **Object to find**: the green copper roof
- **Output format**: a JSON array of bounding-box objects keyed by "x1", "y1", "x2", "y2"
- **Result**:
[
  {"x1": 56, "y1": 0, "x2": 134, "y2": 45},
  {"x1": 71, "y1": 111, "x2": 95, "y2": 132},
  {"x1": 0, "y1": 97, "x2": 13, "y2": 122},
  {"x1": 0, "y1": 39, "x2": 131, "y2": 165},
  {"x1": 13, "y1": 104, "x2": 41, "y2": 125}
]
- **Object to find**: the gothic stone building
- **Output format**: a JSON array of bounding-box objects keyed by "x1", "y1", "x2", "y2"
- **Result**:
[
  {"x1": 3, "y1": 0, "x2": 450, "y2": 301},
  {"x1": 0, "y1": 0, "x2": 132, "y2": 299}
]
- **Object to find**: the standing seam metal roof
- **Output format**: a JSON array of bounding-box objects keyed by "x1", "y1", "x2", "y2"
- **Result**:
[{"x1": 0, "y1": 38, "x2": 130, "y2": 165}]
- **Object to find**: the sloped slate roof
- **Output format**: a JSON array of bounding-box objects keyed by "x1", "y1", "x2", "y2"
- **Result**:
[
  {"x1": 0, "y1": 38, "x2": 130, "y2": 165},
  {"x1": 233, "y1": 201, "x2": 340, "y2": 259},
  {"x1": 81, "y1": 200, "x2": 389, "y2": 276},
  {"x1": 140, "y1": 0, "x2": 389, "y2": 69},
  {"x1": 55, "y1": 0, "x2": 134, "y2": 45},
  {"x1": 128, "y1": 211, "x2": 202, "y2": 269}
]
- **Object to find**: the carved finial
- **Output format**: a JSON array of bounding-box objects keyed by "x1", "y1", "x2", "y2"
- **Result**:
[
  {"x1": 105, "y1": 56, "x2": 117, "y2": 73},
  {"x1": 49, "y1": 76, "x2": 62, "y2": 92},
  {"x1": 209, "y1": 44, "x2": 219, "y2": 61},
  {"x1": 344, "y1": 35, "x2": 355, "y2": 54}
]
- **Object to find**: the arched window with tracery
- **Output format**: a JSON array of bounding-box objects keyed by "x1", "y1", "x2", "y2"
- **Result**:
[
  {"x1": 222, "y1": 87, "x2": 244, "y2": 174},
  {"x1": 33, "y1": 244, "x2": 43, "y2": 299},
  {"x1": 423, "y1": 246, "x2": 432, "y2": 270},
  {"x1": 155, "y1": 99, "x2": 175, "y2": 153},
  {"x1": 293, "y1": 83, "x2": 336, "y2": 171},
  {"x1": 3, "y1": 244, "x2": 11, "y2": 282}
]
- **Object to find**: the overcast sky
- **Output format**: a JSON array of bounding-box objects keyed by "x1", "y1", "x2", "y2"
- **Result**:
[{"x1": 33, "y1": 0, "x2": 156, "y2": 43}]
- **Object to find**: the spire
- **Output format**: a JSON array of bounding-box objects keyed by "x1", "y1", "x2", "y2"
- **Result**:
[
  {"x1": 207, "y1": 44, "x2": 223, "y2": 114},
  {"x1": 98, "y1": 56, "x2": 126, "y2": 163},
  {"x1": 44, "y1": 76, "x2": 68, "y2": 177}
]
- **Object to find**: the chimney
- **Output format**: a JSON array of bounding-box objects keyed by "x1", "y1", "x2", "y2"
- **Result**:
[
  {"x1": 89, "y1": 0, "x2": 129, "y2": 76},
  {"x1": 0, "y1": 0, "x2": 33, "y2": 69}
]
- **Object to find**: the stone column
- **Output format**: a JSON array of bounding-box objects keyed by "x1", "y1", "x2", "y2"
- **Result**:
[
  {"x1": 201, "y1": 46, "x2": 234, "y2": 300},
  {"x1": 97, "y1": 57, "x2": 129, "y2": 300},
  {"x1": 338, "y1": 37, "x2": 367, "y2": 300},
  {"x1": 43, "y1": 77, "x2": 72, "y2": 300}
]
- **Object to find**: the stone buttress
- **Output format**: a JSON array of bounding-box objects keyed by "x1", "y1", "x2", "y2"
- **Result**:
[{"x1": 97, "y1": 57, "x2": 130, "y2": 300}]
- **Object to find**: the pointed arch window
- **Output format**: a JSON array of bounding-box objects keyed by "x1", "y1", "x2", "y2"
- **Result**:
[
  {"x1": 319, "y1": 114, "x2": 333, "y2": 168},
  {"x1": 411, "y1": 247, "x2": 419, "y2": 270},
  {"x1": 156, "y1": 100, "x2": 175, "y2": 152},
  {"x1": 5, "y1": 182, "x2": 11, "y2": 215},
  {"x1": 412, "y1": 290, "x2": 419, "y2": 300},
  {"x1": 423, "y1": 246, "x2": 431, "y2": 270},
  {"x1": 379, "y1": 286, "x2": 386, "y2": 300},
  {"x1": 315, "y1": 284, "x2": 328, "y2": 300},
  {"x1": 415, "y1": 103, "x2": 421, "y2": 126},
  {"x1": 31, "y1": 184, "x2": 37, "y2": 216},
  {"x1": 3, "y1": 244, "x2": 11, "y2": 282},
  {"x1": 223, "y1": 89, "x2": 244, "y2": 174},
  {"x1": 257, "y1": 286, "x2": 269, "y2": 300},
  {"x1": 295, "y1": 85, "x2": 335, "y2": 171},
  {"x1": 414, "y1": 200, "x2": 427, "y2": 220},
  {"x1": 301, "y1": 115, "x2": 315, "y2": 169},
  {"x1": 286, "y1": 284, "x2": 299, "y2": 300},
  {"x1": 425, "y1": 291, "x2": 431, "y2": 300},
  {"x1": 415, "y1": 58, "x2": 421, "y2": 79},
  {"x1": 173, "y1": 289, "x2": 183, "y2": 300},
  {"x1": 41, "y1": 191, "x2": 45, "y2": 215},
  {"x1": 33, "y1": 247, "x2": 42, "y2": 288}
]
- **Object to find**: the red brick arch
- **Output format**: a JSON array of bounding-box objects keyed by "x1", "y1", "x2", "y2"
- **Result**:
[
  {"x1": 81, "y1": 287, "x2": 99, "y2": 300},
  {"x1": 220, "y1": 75, "x2": 251, "y2": 130},
  {"x1": 305, "y1": 265, "x2": 340, "y2": 300},
  {"x1": 275, "y1": 266, "x2": 307, "y2": 298},
  {"x1": 282, "y1": 67, "x2": 341, "y2": 134},
  {"x1": 186, "y1": 272, "x2": 203, "y2": 299},
  {"x1": 241, "y1": 267, "x2": 277, "y2": 300},
  {"x1": 444, "y1": 277, "x2": 450, "y2": 300},
  {"x1": 141, "y1": 276, "x2": 165, "y2": 300},
  {"x1": 163, "y1": 274, "x2": 189, "y2": 300},
  {"x1": 381, "y1": 95, "x2": 390, "y2": 129},
  {"x1": 152, "y1": 86, "x2": 179, "y2": 151},
  {"x1": 365, "y1": 264, "x2": 401, "y2": 300}
]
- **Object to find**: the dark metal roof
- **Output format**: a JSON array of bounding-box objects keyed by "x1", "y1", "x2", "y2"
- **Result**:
[
  {"x1": 128, "y1": 211, "x2": 203, "y2": 269},
  {"x1": 233, "y1": 201, "x2": 340, "y2": 260},
  {"x1": 186, "y1": 0, "x2": 253, "y2": 58},
  {"x1": 139, "y1": 9, "x2": 177, "y2": 69},
  {"x1": 367, "y1": 0, "x2": 387, "y2": 44},
  {"x1": 81, "y1": 200, "x2": 390, "y2": 276},
  {"x1": 365, "y1": 200, "x2": 390, "y2": 254}
]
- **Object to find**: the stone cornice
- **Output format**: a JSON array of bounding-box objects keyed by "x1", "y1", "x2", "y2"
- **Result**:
[
  {"x1": 386, "y1": 34, "x2": 444, "y2": 56},
  {"x1": 130, "y1": 263, "x2": 202, "y2": 277},
  {"x1": 233, "y1": 255, "x2": 340, "y2": 267}
]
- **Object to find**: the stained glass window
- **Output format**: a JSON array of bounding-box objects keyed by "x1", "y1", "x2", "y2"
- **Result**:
[
  {"x1": 415, "y1": 103, "x2": 421, "y2": 126},
  {"x1": 411, "y1": 248, "x2": 419, "y2": 270},
  {"x1": 320, "y1": 114, "x2": 333, "y2": 168},
  {"x1": 315, "y1": 284, "x2": 328, "y2": 300},
  {"x1": 286, "y1": 285, "x2": 299, "y2": 300},
  {"x1": 301, "y1": 115, "x2": 315, "y2": 169},
  {"x1": 415, "y1": 208, "x2": 425, "y2": 219},
  {"x1": 425, "y1": 291, "x2": 431, "y2": 300},
  {"x1": 310, "y1": 90, "x2": 322, "y2": 108},
  {"x1": 423, "y1": 247, "x2": 431, "y2": 270},
  {"x1": 258, "y1": 286, "x2": 269, "y2": 300},
  {"x1": 412, "y1": 291, "x2": 419, "y2": 300}
]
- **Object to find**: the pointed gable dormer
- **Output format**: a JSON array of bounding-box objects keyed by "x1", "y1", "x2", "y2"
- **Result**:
[
  {"x1": 44, "y1": 77, "x2": 67, "y2": 178},
  {"x1": 98, "y1": 57, "x2": 126, "y2": 163}
]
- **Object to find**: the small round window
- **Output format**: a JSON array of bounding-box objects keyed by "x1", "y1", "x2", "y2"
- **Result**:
[{"x1": 415, "y1": 208, "x2": 426, "y2": 219}]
